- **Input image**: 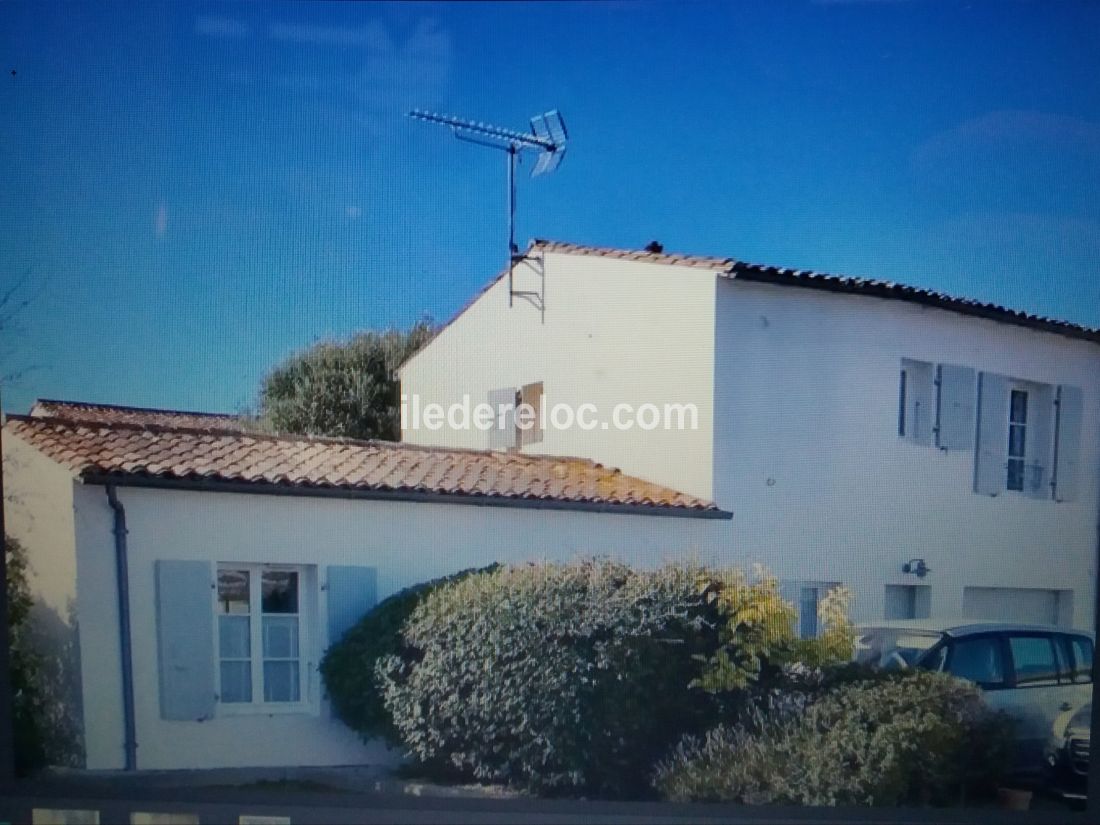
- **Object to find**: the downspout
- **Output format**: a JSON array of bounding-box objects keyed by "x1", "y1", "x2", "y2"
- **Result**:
[{"x1": 106, "y1": 485, "x2": 138, "y2": 771}]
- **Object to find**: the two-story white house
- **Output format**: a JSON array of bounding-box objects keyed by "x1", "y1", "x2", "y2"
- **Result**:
[{"x1": 400, "y1": 239, "x2": 1100, "y2": 632}]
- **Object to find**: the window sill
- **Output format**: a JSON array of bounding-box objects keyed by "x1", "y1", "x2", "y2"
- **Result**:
[{"x1": 216, "y1": 702, "x2": 318, "y2": 718}]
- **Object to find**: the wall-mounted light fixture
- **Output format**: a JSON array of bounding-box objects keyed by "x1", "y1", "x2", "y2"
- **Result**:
[{"x1": 902, "y1": 558, "x2": 931, "y2": 578}]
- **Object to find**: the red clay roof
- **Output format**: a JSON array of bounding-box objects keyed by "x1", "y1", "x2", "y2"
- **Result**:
[
  {"x1": 5, "y1": 413, "x2": 725, "y2": 517},
  {"x1": 30, "y1": 399, "x2": 245, "y2": 431}
]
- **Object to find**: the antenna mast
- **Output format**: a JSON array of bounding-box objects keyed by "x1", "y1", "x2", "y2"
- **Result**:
[{"x1": 408, "y1": 109, "x2": 568, "y2": 307}]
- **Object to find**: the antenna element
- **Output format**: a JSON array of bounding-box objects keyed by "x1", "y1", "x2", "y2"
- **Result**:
[{"x1": 408, "y1": 109, "x2": 568, "y2": 307}]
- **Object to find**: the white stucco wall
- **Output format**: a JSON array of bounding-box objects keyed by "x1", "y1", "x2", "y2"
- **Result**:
[
  {"x1": 399, "y1": 251, "x2": 719, "y2": 501},
  {"x1": 3, "y1": 429, "x2": 79, "y2": 616},
  {"x1": 71, "y1": 482, "x2": 726, "y2": 770},
  {"x1": 712, "y1": 278, "x2": 1100, "y2": 628},
  {"x1": 399, "y1": 253, "x2": 1099, "y2": 630}
]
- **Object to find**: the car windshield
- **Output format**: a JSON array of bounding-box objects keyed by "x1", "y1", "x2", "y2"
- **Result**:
[{"x1": 854, "y1": 628, "x2": 943, "y2": 668}]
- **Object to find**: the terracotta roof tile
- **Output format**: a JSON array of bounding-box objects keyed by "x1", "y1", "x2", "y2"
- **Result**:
[
  {"x1": 5, "y1": 413, "x2": 724, "y2": 517},
  {"x1": 30, "y1": 399, "x2": 245, "y2": 431}
]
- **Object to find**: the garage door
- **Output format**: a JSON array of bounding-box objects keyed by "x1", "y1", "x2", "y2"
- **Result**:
[{"x1": 962, "y1": 587, "x2": 1069, "y2": 626}]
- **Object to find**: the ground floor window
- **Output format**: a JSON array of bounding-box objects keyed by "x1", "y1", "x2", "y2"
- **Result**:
[{"x1": 216, "y1": 564, "x2": 307, "y2": 706}]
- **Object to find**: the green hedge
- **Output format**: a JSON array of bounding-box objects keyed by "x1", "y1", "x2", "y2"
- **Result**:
[
  {"x1": 654, "y1": 670, "x2": 1015, "y2": 806},
  {"x1": 319, "y1": 564, "x2": 498, "y2": 745},
  {"x1": 376, "y1": 559, "x2": 730, "y2": 797}
]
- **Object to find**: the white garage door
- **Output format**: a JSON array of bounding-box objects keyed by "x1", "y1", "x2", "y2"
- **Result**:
[{"x1": 962, "y1": 587, "x2": 1069, "y2": 626}]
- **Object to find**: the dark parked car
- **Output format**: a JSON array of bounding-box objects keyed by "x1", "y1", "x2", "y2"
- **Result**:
[{"x1": 1044, "y1": 702, "x2": 1090, "y2": 804}]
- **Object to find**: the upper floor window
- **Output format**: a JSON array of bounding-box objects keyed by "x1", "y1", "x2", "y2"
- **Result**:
[{"x1": 1006, "y1": 388, "x2": 1029, "y2": 491}]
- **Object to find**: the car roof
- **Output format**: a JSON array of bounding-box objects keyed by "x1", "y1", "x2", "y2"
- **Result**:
[{"x1": 855, "y1": 619, "x2": 1094, "y2": 639}]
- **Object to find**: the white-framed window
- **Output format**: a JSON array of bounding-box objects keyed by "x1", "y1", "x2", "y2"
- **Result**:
[
  {"x1": 1006, "y1": 386, "x2": 1029, "y2": 492},
  {"x1": 215, "y1": 564, "x2": 309, "y2": 708}
]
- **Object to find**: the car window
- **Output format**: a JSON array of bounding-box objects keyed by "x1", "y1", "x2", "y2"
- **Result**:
[
  {"x1": 916, "y1": 642, "x2": 948, "y2": 672},
  {"x1": 946, "y1": 636, "x2": 1005, "y2": 687},
  {"x1": 1007, "y1": 635, "x2": 1059, "y2": 686},
  {"x1": 1067, "y1": 635, "x2": 1094, "y2": 684}
]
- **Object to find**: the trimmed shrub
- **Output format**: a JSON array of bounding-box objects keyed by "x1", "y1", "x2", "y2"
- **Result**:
[
  {"x1": 654, "y1": 670, "x2": 1015, "y2": 806},
  {"x1": 377, "y1": 559, "x2": 729, "y2": 796},
  {"x1": 320, "y1": 564, "x2": 498, "y2": 745}
]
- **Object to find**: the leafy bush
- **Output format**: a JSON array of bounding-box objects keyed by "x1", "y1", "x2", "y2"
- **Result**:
[
  {"x1": 693, "y1": 567, "x2": 855, "y2": 693},
  {"x1": 7, "y1": 534, "x2": 47, "y2": 775},
  {"x1": 320, "y1": 564, "x2": 498, "y2": 745},
  {"x1": 7, "y1": 534, "x2": 84, "y2": 774},
  {"x1": 377, "y1": 559, "x2": 730, "y2": 797},
  {"x1": 654, "y1": 670, "x2": 1015, "y2": 806}
]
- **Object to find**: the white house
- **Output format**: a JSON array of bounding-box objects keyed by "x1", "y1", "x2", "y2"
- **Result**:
[
  {"x1": 2, "y1": 399, "x2": 729, "y2": 770},
  {"x1": 400, "y1": 239, "x2": 1100, "y2": 634}
]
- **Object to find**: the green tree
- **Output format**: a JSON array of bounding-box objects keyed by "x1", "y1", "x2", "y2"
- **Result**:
[
  {"x1": 6, "y1": 534, "x2": 47, "y2": 775},
  {"x1": 257, "y1": 321, "x2": 434, "y2": 440}
]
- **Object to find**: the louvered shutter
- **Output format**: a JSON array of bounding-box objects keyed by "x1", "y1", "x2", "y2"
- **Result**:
[
  {"x1": 1025, "y1": 384, "x2": 1055, "y2": 499},
  {"x1": 488, "y1": 387, "x2": 517, "y2": 450},
  {"x1": 1053, "y1": 385, "x2": 1083, "y2": 503},
  {"x1": 155, "y1": 560, "x2": 216, "y2": 721},
  {"x1": 326, "y1": 566, "x2": 378, "y2": 647},
  {"x1": 974, "y1": 372, "x2": 1009, "y2": 496},
  {"x1": 935, "y1": 364, "x2": 976, "y2": 450}
]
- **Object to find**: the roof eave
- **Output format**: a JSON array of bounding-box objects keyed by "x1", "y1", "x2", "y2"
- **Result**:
[{"x1": 80, "y1": 472, "x2": 734, "y2": 520}]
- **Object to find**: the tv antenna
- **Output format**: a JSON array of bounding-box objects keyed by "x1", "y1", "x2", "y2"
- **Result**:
[{"x1": 408, "y1": 109, "x2": 568, "y2": 307}]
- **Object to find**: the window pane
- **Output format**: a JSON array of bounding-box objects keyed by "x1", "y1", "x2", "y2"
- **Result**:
[
  {"x1": 948, "y1": 637, "x2": 1005, "y2": 686},
  {"x1": 1010, "y1": 389, "x2": 1028, "y2": 423},
  {"x1": 1072, "y1": 637, "x2": 1093, "y2": 683},
  {"x1": 217, "y1": 569, "x2": 250, "y2": 614},
  {"x1": 263, "y1": 616, "x2": 299, "y2": 659},
  {"x1": 262, "y1": 570, "x2": 298, "y2": 614},
  {"x1": 218, "y1": 615, "x2": 250, "y2": 658},
  {"x1": 1009, "y1": 636, "x2": 1058, "y2": 685},
  {"x1": 1007, "y1": 458, "x2": 1025, "y2": 491},
  {"x1": 264, "y1": 661, "x2": 300, "y2": 702},
  {"x1": 1008, "y1": 424, "x2": 1026, "y2": 458},
  {"x1": 220, "y1": 661, "x2": 252, "y2": 703}
]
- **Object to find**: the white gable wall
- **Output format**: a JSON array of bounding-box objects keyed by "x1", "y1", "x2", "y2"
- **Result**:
[
  {"x1": 713, "y1": 278, "x2": 1100, "y2": 627},
  {"x1": 399, "y1": 251, "x2": 719, "y2": 501},
  {"x1": 71, "y1": 482, "x2": 725, "y2": 770}
]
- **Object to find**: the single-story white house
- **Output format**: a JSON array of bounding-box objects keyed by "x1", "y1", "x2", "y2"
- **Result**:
[{"x1": 3, "y1": 399, "x2": 730, "y2": 771}]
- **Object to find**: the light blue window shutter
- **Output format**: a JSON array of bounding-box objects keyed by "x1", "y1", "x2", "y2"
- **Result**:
[
  {"x1": 1053, "y1": 385, "x2": 1083, "y2": 503},
  {"x1": 974, "y1": 372, "x2": 1009, "y2": 496},
  {"x1": 488, "y1": 387, "x2": 517, "y2": 451},
  {"x1": 326, "y1": 566, "x2": 378, "y2": 647},
  {"x1": 1025, "y1": 384, "x2": 1055, "y2": 499},
  {"x1": 154, "y1": 560, "x2": 216, "y2": 721},
  {"x1": 935, "y1": 364, "x2": 976, "y2": 450}
]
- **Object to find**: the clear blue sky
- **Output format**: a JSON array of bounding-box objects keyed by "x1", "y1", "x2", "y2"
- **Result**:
[{"x1": 1, "y1": 0, "x2": 1098, "y2": 415}]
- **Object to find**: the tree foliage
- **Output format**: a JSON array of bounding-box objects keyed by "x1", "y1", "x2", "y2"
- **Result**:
[
  {"x1": 7, "y1": 534, "x2": 47, "y2": 775},
  {"x1": 258, "y1": 321, "x2": 434, "y2": 440}
]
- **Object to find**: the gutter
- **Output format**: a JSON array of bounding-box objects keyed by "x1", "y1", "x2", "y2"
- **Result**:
[
  {"x1": 82, "y1": 474, "x2": 733, "y2": 520},
  {"x1": 105, "y1": 485, "x2": 138, "y2": 771}
]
